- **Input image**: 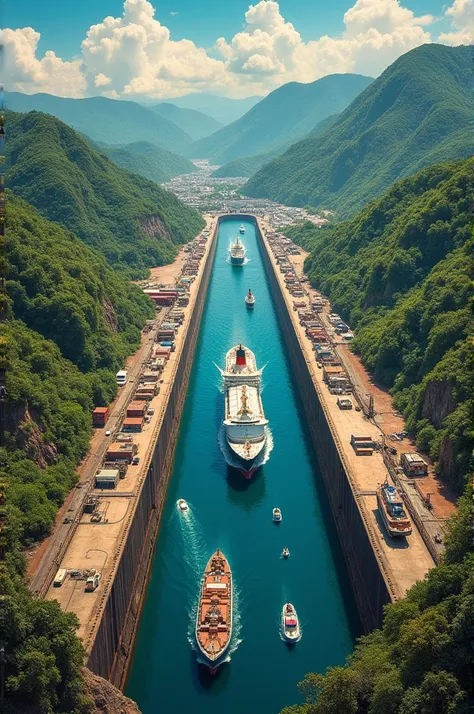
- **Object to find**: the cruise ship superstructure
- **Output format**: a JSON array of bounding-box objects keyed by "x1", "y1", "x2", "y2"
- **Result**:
[
  {"x1": 229, "y1": 236, "x2": 246, "y2": 266},
  {"x1": 220, "y1": 345, "x2": 268, "y2": 478}
]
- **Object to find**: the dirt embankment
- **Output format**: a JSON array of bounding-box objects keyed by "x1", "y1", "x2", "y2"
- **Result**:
[{"x1": 83, "y1": 668, "x2": 141, "y2": 714}]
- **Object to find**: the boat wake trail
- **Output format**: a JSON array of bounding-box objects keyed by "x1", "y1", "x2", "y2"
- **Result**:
[
  {"x1": 217, "y1": 424, "x2": 274, "y2": 472},
  {"x1": 225, "y1": 257, "x2": 250, "y2": 265},
  {"x1": 177, "y1": 506, "x2": 207, "y2": 576}
]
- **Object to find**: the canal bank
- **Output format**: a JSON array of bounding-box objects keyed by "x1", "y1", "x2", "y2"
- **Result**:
[
  {"x1": 126, "y1": 217, "x2": 358, "y2": 714},
  {"x1": 253, "y1": 216, "x2": 434, "y2": 631}
]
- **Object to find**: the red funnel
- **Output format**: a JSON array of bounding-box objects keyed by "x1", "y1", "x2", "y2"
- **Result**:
[{"x1": 236, "y1": 345, "x2": 246, "y2": 366}]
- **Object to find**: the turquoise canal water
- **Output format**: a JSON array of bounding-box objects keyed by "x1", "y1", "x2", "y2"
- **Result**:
[{"x1": 126, "y1": 220, "x2": 359, "y2": 712}]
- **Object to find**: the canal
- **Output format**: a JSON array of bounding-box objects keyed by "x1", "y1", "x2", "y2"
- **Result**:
[{"x1": 126, "y1": 219, "x2": 358, "y2": 713}]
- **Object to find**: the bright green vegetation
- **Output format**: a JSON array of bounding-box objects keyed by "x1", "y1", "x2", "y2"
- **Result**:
[
  {"x1": 246, "y1": 45, "x2": 473, "y2": 218},
  {"x1": 1, "y1": 558, "x2": 90, "y2": 714},
  {"x1": 189, "y1": 74, "x2": 372, "y2": 164},
  {"x1": 97, "y1": 140, "x2": 197, "y2": 184},
  {"x1": 7, "y1": 110, "x2": 205, "y2": 278},
  {"x1": 285, "y1": 158, "x2": 473, "y2": 490},
  {"x1": 150, "y1": 102, "x2": 222, "y2": 141},
  {"x1": 6, "y1": 192, "x2": 154, "y2": 543},
  {"x1": 212, "y1": 114, "x2": 341, "y2": 178},
  {"x1": 282, "y1": 482, "x2": 474, "y2": 714},
  {"x1": 7, "y1": 91, "x2": 192, "y2": 153}
]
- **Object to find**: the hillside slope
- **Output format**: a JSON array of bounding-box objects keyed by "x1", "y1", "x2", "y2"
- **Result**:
[
  {"x1": 6, "y1": 91, "x2": 192, "y2": 153},
  {"x1": 7, "y1": 111, "x2": 204, "y2": 277},
  {"x1": 167, "y1": 93, "x2": 262, "y2": 124},
  {"x1": 97, "y1": 140, "x2": 196, "y2": 183},
  {"x1": 151, "y1": 102, "x2": 222, "y2": 140},
  {"x1": 213, "y1": 113, "x2": 340, "y2": 178},
  {"x1": 247, "y1": 45, "x2": 473, "y2": 217},
  {"x1": 285, "y1": 158, "x2": 473, "y2": 489},
  {"x1": 189, "y1": 74, "x2": 372, "y2": 163}
]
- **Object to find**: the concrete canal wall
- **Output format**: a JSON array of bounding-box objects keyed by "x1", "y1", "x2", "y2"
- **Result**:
[
  {"x1": 242, "y1": 214, "x2": 392, "y2": 632},
  {"x1": 87, "y1": 223, "x2": 218, "y2": 686}
]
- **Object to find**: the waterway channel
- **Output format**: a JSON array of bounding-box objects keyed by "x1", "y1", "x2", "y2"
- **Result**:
[{"x1": 126, "y1": 219, "x2": 359, "y2": 713}]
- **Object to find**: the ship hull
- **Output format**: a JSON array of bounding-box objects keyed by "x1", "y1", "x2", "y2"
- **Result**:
[
  {"x1": 195, "y1": 550, "x2": 233, "y2": 673},
  {"x1": 230, "y1": 256, "x2": 245, "y2": 266},
  {"x1": 226, "y1": 436, "x2": 266, "y2": 479},
  {"x1": 245, "y1": 300, "x2": 255, "y2": 309}
]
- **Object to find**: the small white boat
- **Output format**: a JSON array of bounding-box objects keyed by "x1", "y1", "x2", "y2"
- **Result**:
[
  {"x1": 239, "y1": 224, "x2": 245, "y2": 234},
  {"x1": 282, "y1": 548, "x2": 290, "y2": 559},
  {"x1": 177, "y1": 499, "x2": 189, "y2": 512},
  {"x1": 245, "y1": 289, "x2": 255, "y2": 309},
  {"x1": 273, "y1": 508, "x2": 282, "y2": 522},
  {"x1": 282, "y1": 603, "x2": 301, "y2": 642}
]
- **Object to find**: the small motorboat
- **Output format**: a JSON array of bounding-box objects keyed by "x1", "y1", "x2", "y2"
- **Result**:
[
  {"x1": 273, "y1": 508, "x2": 282, "y2": 523},
  {"x1": 282, "y1": 602, "x2": 301, "y2": 643},
  {"x1": 282, "y1": 548, "x2": 290, "y2": 559},
  {"x1": 245, "y1": 289, "x2": 255, "y2": 309},
  {"x1": 239, "y1": 224, "x2": 245, "y2": 234},
  {"x1": 177, "y1": 499, "x2": 189, "y2": 512}
]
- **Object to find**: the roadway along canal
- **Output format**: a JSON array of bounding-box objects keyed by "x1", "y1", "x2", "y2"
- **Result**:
[{"x1": 126, "y1": 218, "x2": 359, "y2": 712}]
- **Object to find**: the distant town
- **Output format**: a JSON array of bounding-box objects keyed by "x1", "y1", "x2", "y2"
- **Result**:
[{"x1": 163, "y1": 160, "x2": 330, "y2": 228}]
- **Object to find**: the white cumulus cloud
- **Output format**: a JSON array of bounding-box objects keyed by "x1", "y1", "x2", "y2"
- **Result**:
[
  {"x1": 3, "y1": 27, "x2": 87, "y2": 97},
  {"x1": 438, "y1": 0, "x2": 474, "y2": 46},
  {"x1": 2, "y1": 0, "x2": 472, "y2": 100}
]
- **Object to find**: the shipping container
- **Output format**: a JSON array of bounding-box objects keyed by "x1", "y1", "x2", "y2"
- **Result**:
[{"x1": 92, "y1": 406, "x2": 109, "y2": 427}]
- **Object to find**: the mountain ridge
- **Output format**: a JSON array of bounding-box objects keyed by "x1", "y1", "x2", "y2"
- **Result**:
[
  {"x1": 245, "y1": 44, "x2": 473, "y2": 217},
  {"x1": 6, "y1": 91, "x2": 192, "y2": 154},
  {"x1": 188, "y1": 74, "x2": 373, "y2": 164}
]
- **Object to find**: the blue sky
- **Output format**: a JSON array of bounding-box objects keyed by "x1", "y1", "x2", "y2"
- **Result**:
[
  {"x1": 7, "y1": 0, "x2": 449, "y2": 59},
  {"x1": 5, "y1": 0, "x2": 468, "y2": 99}
]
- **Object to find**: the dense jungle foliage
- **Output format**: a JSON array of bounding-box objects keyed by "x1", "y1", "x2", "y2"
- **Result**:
[
  {"x1": 285, "y1": 158, "x2": 473, "y2": 490},
  {"x1": 7, "y1": 110, "x2": 204, "y2": 278},
  {"x1": 282, "y1": 482, "x2": 474, "y2": 714},
  {"x1": 246, "y1": 45, "x2": 472, "y2": 218}
]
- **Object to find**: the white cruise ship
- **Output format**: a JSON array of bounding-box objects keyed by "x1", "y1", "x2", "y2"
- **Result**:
[
  {"x1": 228, "y1": 236, "x2": 246, "y2": 266},
  {"x1": 220, "y1": 345, "x2": 268, "y2": 478}
]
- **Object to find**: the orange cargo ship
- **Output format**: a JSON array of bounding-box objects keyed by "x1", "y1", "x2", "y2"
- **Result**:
[{"x1": 195, "y1": 549, "x2": 232, "y2": 673}]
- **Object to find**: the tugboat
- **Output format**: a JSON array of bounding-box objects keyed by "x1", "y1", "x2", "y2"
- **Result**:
[
  {"x1": 239, "y1": 224, "x2": 245, "y2": 234},
  {"x1": 245, "y1": 289, "x2": 255, "y2": 309},
  {"x1": 229, "y1": 236, "x2": 246, "y2": 266},
  {"x1": 377, "y1": 480, "x2": 412, "y2": 537},
  {"x1": 177, "y1": 499, "x2": 188, "y2": 512},
  {"x1": 195, "y1": 549, "x2": 233, "y2": 673},
  {"x1": 273, "y1": 507, "x2": 282, "y2": 522},
  {"x1": 281, "y1": 603, "x2": 301, "y2": 643}
]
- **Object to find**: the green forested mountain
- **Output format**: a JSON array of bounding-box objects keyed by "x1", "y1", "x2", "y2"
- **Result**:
[
  {"x1": 151, "y1": 102, "x2": 222, "y2": 140},
  {"x1": 212, "y1": 113, "x2": 341, "y2": 178},
  {"x1": 212, "y1": 147, "x2": 283, "y2": 178},
  {"x1": 165, "y1": 92, "x2": 262, "y2": 125},
  {"x1": 283, "y1": 484, "x2": 473, "y2": 714},
  {"x1": 188, "y1": 74, "x2": 372, "y2": 164},
  {"x1": 7, "y1": 110, "x2": 204, "y2": 277},
  {"x1": 285, "y1": 158, "x2": 473, "y2": 489},
  {"x1": 97, "y1": 140, "x2": 196, "y2": 183},
  {"x1": 246, "y1": 45, "x2": 473, "y2": 218},
  {"x1": 6, "y1": 91, "x2": 192, "y2": 153}
]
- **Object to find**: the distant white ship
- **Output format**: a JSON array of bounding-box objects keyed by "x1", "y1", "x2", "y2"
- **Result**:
[
  {"x1": 229, "y1": 236, "x2": 246, "y2": 266},
  {"x1": 219, "y1": 345, "x2": 268, "y2": 478},
  {"x1": 239, "y1": 224, "x2": 245, "y2": 234}
]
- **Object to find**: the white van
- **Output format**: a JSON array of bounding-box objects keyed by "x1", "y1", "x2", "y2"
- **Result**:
[
  {"x1": 116, "y1": 370, "x2": 128, "y2": 386},
  {"x1": 53, "y1": 568, "x2": 68, "y2": 587}
]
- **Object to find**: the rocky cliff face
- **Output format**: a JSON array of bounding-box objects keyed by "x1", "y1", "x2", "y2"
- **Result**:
[
  {"x1": 421, "y1": 380, "x2": 456, "y2": 429},
  {"x1": 140, "y1": 216, "x2": 169, "y2": 241},
  {"x1": 83, "y1": 668, "x2": 142, "y2": 714}
]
